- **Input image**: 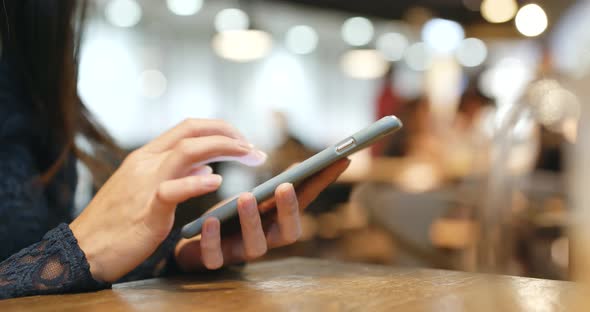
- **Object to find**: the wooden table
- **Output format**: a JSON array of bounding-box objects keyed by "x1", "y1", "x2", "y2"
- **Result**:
[{"x1": 0, "y1": 258, "x2": 578, "y2": 311}]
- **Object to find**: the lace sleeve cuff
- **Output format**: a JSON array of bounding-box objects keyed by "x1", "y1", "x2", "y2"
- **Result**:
[{"x1": 0, "y1": 223, "x2": 110, "y2": 299}]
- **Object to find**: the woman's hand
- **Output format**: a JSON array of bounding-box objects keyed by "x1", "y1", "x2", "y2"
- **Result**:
[
  {"x1": 70, "y1": 119, "x2": 265, "y2": 282},
  {"x1": 174, "y1": 158, "x2": 350, "y2": 271}
]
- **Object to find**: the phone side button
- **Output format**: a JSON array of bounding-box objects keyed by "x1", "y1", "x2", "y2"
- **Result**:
[{"x1": 336, "y1": 138, "x2": 355, "y2": 153}]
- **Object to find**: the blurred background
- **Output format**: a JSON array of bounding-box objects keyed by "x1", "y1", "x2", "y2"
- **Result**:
[{"x1": 75, "y1": 0, "x2": 590, "y2": 281}]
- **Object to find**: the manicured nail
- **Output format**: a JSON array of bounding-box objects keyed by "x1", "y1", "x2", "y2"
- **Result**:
[
  {"x1": 238, "y1": 140, "x2": 253, "y2": 150},
  {"x1": 255, "y1": 150, "x2": 267, "y2": 160},
  {"x1": 191, "y1": 165, "x2": 213, "y2": 176},
  {"x1": 283, "y1": 183, "x2": 297, "y2": 204},
  {"x1": 203, "y1": 175, "x2": 222, "y2": 187},
  {"x1": 240, "y1": 194, "x2": 257, "y2": 214}
]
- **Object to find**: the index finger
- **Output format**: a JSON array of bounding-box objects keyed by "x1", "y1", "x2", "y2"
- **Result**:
[
  {"x1": 160, "y1": 136, "x2": 252, "y2": 179},
  {"x1": 145, "y1": 118, "x2": 247, "y2": 153}
]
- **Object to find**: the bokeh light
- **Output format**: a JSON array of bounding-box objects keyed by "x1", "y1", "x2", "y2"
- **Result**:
[
  {"x1": 515, "y1": 4, "x2": 548, "y2": 37},
  {"x1": 214, "y1": 8, "x2": 249, "y2": 32},
  {"x1": 404, "y1": 42, "x2": 433, "y2": 71},
  {"x1": 479, "y1": 58, "x2": 533, "y2": 101},
  {"x1": 422, "y1": 18, "x2": 465, "y2": 54},
  {"x1": 527, "y1": 79, "x2": 561, "y2": 105},
  {"x1": 395, "y1": 161, "x2": 441, "y2": 193},
  {"x1": 340, "y1": 49, "x2": 389, "y2": 79},
  {"x1": 393, "y1": 66, "x2": 424, "y2": 99},
  {"x1": 341, "y1": 17, "x2": 374, "y2": 46},
  {"x1": 377, "y1": 32, "x2": 408, "y2": 62},
  {"x1": 105, "y1": 0, "x2": 142, "y2": 28},
  {"x1": 480, "y1": 0, "x2": 518, "y2": 23},
  {"x1": 527, "y1": 79, "x2": 580, "y2": 127},
  {"x1": 137, "y1": 70, "x2": 168, "y2": 99},
  {"x1": 212, "y1": 30, "x2": 272, "y2": 62},
  {"x1": 166, "y1": 0, "x2": 203, "y2": 16},
  {"x1": 536, "y1": 92, "x2": 567, "y2": 126},
  {"x1": 285, "y1": 25, "x2": 319, "y2": 55},
  {"x1": 455, "y1": 38, "x2": 488, "y2": 67}
]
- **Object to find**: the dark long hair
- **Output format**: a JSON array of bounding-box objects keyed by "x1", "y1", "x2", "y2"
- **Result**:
[{"x1": 0, "y1": 0, "x2": 121, "y2": 185}]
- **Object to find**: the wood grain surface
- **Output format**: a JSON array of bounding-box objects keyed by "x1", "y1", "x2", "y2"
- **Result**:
[{"x1": 0, "y1": 258, "x2": 578, "y2": 312}]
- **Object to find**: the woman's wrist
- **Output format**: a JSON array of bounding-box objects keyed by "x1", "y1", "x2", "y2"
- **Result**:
[{"x1": 69, "y1": 220, "x2": 107, "y2": 282}]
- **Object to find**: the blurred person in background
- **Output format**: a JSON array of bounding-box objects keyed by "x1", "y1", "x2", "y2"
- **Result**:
[
  {"x1": 446, "y1": 80, "x2": 495, "y2": 177},
  {"x1": 0, "y1": 0, "x2": 349, "y2": 299},
  {"x1": 261, "y1": 111, "x2": 316, "y2": 178},
  {"x1": 382, "y1": 96, "x2": 440, "y2": 159},
  {"x1": 372, "y1": 67, "x2": 402, "y2": 157},
  {"x1": 530, "y1": 48, "x2": 570, "y2": 173},
  {"x1": 260, "y1": 111, "x2": 351, "y2": 220},
  {"x1": 454, "y1": 82, "x2": 492, "y2": 133}
]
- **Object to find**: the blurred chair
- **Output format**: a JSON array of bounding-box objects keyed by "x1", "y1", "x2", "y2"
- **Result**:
[{"x1": 350, "y1": 182, "x2": 457, "y2": 268}]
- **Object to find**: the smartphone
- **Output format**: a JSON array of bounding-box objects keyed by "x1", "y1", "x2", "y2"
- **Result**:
[{"x1": 181, "y1": 115, "x2": 403, "y2": 238}]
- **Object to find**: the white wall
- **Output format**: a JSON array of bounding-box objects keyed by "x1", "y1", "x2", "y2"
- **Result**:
[{"x1": 79, "y1": 0, "x2": 392, "y2": 150}]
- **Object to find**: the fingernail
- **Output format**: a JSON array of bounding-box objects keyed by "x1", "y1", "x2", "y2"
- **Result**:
[
  {"x1": 191, "y1": 165, "x2": 213, "y2": 176},
  {"x1": 255, "y1": 150, "x2": 268, "y2": 160},
  {"x1": 240, "y1": 194, "x2": 257, "y2": 214},
  {"x1": 240, "y1": 150, "x2": 267, "y2": 167},
  {"x1": 201, "y1": 166, "x2": 213, "y2": 174},
  {"x1": 251, "y1": 150, "x2": 268, "y2": 164},
  {"x1": 238, "y1": 140, "x2": 253, "y2": 150},
  {"x1": 203, "y1": 175, "x2": 222, "y2": 187},
  {"x1": 284, "y1": 183, "x2": 297, "y2": 204},
  {"x1": 206, "y1": 219, "x2": 219, "y2": 235}
]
